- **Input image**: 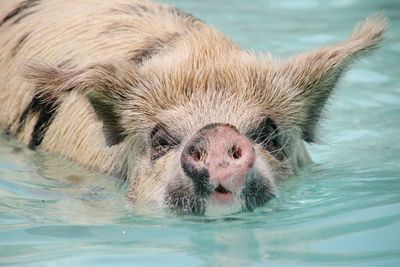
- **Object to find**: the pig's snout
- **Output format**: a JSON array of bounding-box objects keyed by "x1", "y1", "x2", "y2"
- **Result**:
[{"x1": 181, "y1": 123, "x2": 255, "y2": 196}]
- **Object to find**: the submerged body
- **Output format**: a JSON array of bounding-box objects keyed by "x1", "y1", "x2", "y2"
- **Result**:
[{"x1": 0, "y1": 0, "x2": 386, "y2": 214}]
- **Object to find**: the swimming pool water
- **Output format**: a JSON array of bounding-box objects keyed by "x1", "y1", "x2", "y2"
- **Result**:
[{"x1": 1, "y1": 0, "x2": 399, "y2": 266}]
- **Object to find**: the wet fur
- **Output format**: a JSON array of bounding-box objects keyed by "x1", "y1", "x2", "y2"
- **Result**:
[{"x1": 0, "y1": 0, "x2": 387, "y2": 212}]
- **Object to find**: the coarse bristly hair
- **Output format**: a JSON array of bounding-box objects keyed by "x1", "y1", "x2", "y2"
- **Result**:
[{"x1": 0, "y1": 0, "x2": 388, "y2": 214}]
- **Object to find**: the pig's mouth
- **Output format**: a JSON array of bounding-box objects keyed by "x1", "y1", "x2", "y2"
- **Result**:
[
  {"x1": 164, "y1": 173, "x2": 275, "y2": 215},
  {"x1": 211, "y1": 184, "x2": 234, "y2": 205},
  {"x1": 214, "y1": 184, "x2": 231, "y2": 194}
]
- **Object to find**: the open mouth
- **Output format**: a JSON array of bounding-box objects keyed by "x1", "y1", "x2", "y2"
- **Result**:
[
  {"x1": 214, "y1": 184, "x2": 231, "y2": 194},
  {"x1": 211, "y1": 184, "x2": 234, "y2": 205}
]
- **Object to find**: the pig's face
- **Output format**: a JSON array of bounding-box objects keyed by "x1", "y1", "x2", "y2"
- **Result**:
[
  {"x1": 27, "y1": 15, "x2": 386, "y2": 215},
  {"x1": 127, "y1": 60, "x2": 305, "y2": 214},
  {"x1": 109, "y1": 44, "x2": 318, "y2": 215}
]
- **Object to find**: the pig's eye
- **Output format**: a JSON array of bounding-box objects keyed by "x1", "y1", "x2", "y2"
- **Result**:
[
  {"x1": 150, "y1": 125, "x2": 180, "y2": 161},
  {"x1": 248, "y1": 118, "x2": 284, "y2": 160}
]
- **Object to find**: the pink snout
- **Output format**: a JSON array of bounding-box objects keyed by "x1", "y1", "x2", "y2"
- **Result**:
[{"x1": 181, "y1": 123, "x2": 255, "y2": 196}]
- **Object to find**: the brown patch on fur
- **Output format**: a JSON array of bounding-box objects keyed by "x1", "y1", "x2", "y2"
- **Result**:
[
  {"x1": 56, "y1": 59, "x2": 76, "y2": 69},
  {"x1": 11, "y1": 32, "x2": 30, "y2": 57},
  {"x1": 17, "y1": 91, "x2": 59, "y2": 149},
  {"x1": 166, "y1": 7, "x2": 201, "y2": 24},
  {"x1": 25, "y1": 62, "x2": 140, "y2": 145},
  {"x1": 28, "y1": 97, "x2": 59, "y2": 149},
  {"x1": 12, "y1": 10, "x2": 36, "y2": 24},
  {"x1": 110, "y1": 4, "x2": 150, "y2": 16},
  {"x1": 130, "y1": 32, "x2": 180, "y2": 64},
  {"x1": 110, "y1": 3, "x2": 200, "y2": 25},
  {"x1": 100, "y1": 22, "x2": 132, "y2": 35},
  {"x1": 0, "y1": 0, "x2": 40, "y2": 27}
]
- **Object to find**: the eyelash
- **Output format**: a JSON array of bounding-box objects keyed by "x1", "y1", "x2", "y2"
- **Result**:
[
  {"x1": 150, "y1": 126, "x2": 180, "y2": 161},
  {"x1": 248, "y1": 118, "x2": 285, "y2": 160}
]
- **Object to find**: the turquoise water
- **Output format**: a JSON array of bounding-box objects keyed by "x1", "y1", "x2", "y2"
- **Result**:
[{"x1": 1, "y1": 0, "x2": 400, "y2": 266}]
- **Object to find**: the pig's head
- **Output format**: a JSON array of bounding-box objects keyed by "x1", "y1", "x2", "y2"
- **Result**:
[{"x1": 28, "y1": 15, "x2": 386, "y2": 215}]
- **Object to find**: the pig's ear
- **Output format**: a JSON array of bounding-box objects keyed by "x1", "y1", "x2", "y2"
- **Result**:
[
  {"x1": 281, "y1": 15, "x2": 387, "y2": 142},
  {"x1": 25, "y1": 62, "x2": 140, "y2": 146}
]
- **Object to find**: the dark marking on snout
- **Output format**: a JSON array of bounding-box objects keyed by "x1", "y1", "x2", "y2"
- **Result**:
[
  {"x1": 0, "y1": 0, "x2": 40, "y2": 27},
  {"x1": 165, "y1": 183, "x2": 206, "y2": 215},
  {"x1": 181, "y1": 134, "x2": 213, "y2": 198},
  {"x1": 129, "y1": 32, "x2": 180, "y2": 64},
  {"x1": 17, "y1": 92, "x2": 59, "y2": 149},
  {"x1": 11, "y1": 32, "x2": 30, "y2": 58},
  {"x1": 180, "y1": 123, "x2": 245, "y2": 199},
  {"x1": 181, "y1": 159, "x2": 212, "y2": 198},
  {"x1": 241, "y1": 176, "x2": 275, "y2": 211}
]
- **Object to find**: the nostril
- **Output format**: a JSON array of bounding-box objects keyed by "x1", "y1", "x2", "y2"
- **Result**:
[
  {"x1": 233, "y1": 148, "x2": 242, "y2": 159},
  {"x1": 188, "y1": 145, "x2": 203, "y2": 162},
  {"x1": 229, "y1": 145, "x2": 242, "y2": 159},
  {"x1": 192, "y1": 150, "x2": 201, "y2": 161}
]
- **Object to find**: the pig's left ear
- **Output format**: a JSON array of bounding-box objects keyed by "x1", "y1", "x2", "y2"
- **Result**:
[
  {"x1": 281, "y1": 15, "x2": 387, "y2": 142},
  {"x1": 25, "y1": 61, "x2": 140, "y2": 146}
]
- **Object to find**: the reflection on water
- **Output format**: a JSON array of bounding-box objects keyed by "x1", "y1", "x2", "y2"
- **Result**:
[{"x1": 1, "y1": 0, "x2": 400, "y2": 266}]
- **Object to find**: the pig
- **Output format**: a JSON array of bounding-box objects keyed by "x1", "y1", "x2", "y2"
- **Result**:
[{"x1": 0, "y1": 0, "x2": 387, "y2": 214}]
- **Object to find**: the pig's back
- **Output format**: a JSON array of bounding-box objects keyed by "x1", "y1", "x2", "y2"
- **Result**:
[
  {"x1": 0, "y1": 0, "x2": 198, "y2": 65},
  {"x1": 0, "y1": 0, "x2": 202, "y2": 175}
]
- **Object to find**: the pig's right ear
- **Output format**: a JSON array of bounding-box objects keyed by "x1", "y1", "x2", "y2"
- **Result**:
[
  {"x1": 25, "y1": 62, "x2": 140, "y2": 146},
  {"x1": 279, "y1": 14, "x2": 387, "y2": 142}
]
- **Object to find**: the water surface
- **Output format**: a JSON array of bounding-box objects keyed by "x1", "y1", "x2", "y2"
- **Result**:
[{"x1": 1, "y1": 0, "x2": 399, "y2": 266}]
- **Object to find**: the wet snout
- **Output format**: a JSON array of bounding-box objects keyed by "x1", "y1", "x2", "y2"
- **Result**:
[{"x1": 181, "y1": 123, "x2": 255, "y2": 200}]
